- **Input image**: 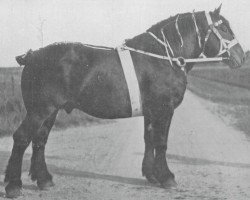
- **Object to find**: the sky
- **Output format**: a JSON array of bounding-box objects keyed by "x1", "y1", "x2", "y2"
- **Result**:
[{"x1": 0, "y1": 0, "x2": 249, "y2": 66}]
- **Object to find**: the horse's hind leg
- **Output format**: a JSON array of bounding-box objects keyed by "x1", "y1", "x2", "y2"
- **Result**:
[
  {"x1": 4, "y1": 108, "x2": 55, "y2": 198},
  {"x1": 4, "y1": 116, "x2": 32, "y2": 198},
  {"x1": 29, "y1": 110, "x2": 58, "y2": 190}
]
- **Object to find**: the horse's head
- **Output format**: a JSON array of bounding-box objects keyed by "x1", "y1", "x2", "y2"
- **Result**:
[{"x1": 199, "y1": 5, "x2": 245, "y2": 68}]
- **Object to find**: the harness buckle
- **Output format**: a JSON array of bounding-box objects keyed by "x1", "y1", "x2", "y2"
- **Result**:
[{"x1": 176, "y1": 57, "x2": 186, "y2": 67}]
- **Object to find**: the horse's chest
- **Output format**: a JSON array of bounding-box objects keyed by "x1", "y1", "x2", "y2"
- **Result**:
[
  {"x1": 156, "y1": 74, "x2": 187, "y2": 108},
  {"x1": 170, "y1": 81, "x2": 187, "y2": 108}
]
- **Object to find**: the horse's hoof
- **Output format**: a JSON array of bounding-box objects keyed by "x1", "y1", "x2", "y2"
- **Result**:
[
  {"x1": 161, "y1": 178, "x2": 177, "y2": 189},
  {"x1": 37, "y1": 180, "x2": 55, "y2": 190},
  {"x1": 5, "y1": 184, "x2": 22, "y2": 199},
  {"x1": 145, "y1": 174, "x2": 159, "y2": 184}
]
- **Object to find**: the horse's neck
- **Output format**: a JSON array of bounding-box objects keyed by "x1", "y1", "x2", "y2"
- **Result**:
[
  {"x1": 128, "y1": 26, "x2": 201, "y2": 59},
  {"x1": 126, "y1": 32, "x2": 196, "y2": 73},
  {"x1": 125, "y1": 25, "x2": 203, "y2": 73},
  {"x1": 126, "y1": 33, "x2": 167, "y2": 55}
]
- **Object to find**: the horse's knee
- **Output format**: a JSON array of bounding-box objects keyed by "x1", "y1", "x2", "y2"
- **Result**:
[
  {"x1": 32, "y1": 141, "x2": 46, "y2": 150},
  {"x1": 155, "y1": 145, "x2": 167, "y2": 153},
  {"x1": 13, "y1": 130, "x2": 31, "y2": 147},
  {"x1": 32, "y1": 125, "x2": 50, "y2": 147},
  {"x1": 11, "y1": 115, "x2": 39, "y2": 147}
]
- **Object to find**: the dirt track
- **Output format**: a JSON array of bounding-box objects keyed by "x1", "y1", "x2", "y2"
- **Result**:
[{"x1": 0, "y1": 90, "x2": 250, "y2": 199}]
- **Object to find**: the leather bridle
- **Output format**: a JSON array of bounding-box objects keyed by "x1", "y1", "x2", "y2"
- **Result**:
[{"x1": 199, "y1": 12, "x2": 239, "y2": 58}]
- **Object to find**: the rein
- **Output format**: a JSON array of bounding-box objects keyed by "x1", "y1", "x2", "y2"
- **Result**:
[{"x1": 121, "y1": 11, "x2": 239, "y2": 74}]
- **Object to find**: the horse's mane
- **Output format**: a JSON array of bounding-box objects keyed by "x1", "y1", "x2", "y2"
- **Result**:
[
  {"x1": 148, "y1": 11, "x2": 233, "y2": 35},
  {"x1": 147, "y1": 12, "x2": 192, "y2": 33}
]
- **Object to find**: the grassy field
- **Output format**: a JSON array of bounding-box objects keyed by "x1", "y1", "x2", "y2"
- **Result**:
[
  {"x1": 189, "y1": 64, "x2": 250, "y2": 90},
  {"x1": 0, "y1": 67, "x2": 103, "y2": 137},
  {"x1": 188, "y1": 62, "x2": 250, "y2": 137},
  {"x1": 0, "y1": 67, "x2": 23, "y2": 136}
]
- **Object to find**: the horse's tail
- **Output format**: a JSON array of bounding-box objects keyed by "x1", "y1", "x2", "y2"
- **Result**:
[{"x1": 15, "y1": 49, "x2": 33, "y2": 66}]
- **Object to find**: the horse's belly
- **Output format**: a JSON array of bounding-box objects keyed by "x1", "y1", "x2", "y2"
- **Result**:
[
  {"x1": 77, "y1": 81, "x2": 132, "y2": 119},
  {"x1": 81, "y1": 99, "x2": 132, "y2": 119}
]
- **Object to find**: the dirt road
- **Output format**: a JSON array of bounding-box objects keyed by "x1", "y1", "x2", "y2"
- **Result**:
[{"x1": 0, "y1": 91, "x2": 250, "y2": 199}]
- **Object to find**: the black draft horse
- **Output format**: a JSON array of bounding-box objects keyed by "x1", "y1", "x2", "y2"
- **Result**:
[{"x1": 4, "y1": 6, "x2": 245, "y2": 198}]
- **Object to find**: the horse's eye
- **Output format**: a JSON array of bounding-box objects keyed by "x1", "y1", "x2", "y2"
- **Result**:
[{"x1": 221, "y1": 25, "x2": 228, "y2": 33}]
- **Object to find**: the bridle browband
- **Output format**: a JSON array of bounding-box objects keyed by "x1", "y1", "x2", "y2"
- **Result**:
[{"x1": 121, "y1": 11, "x2": 239, "y2": 74}]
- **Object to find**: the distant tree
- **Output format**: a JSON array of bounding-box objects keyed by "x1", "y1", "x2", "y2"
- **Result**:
[
  {"x1": 245, "y1": 50, "x2": 250, "y2": 63},
  {"x1": 31, "y1": 16, "x2": 46, "y2": 47},
  {"x1": 36, "y1": 17, "x2": 46, "y2": 47},
  {"x1": 245, "y1": 50, "x2": 250, "y2": 58}
]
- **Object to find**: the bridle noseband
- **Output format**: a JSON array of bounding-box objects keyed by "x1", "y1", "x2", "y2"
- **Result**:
[{"x1": 120, "y1": 11, "x2": 239, "y2": 75}]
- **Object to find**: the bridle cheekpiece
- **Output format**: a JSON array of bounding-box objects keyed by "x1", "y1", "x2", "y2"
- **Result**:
[{"x1": 200, "y1": 12, "x2": 239, "y2": 58}]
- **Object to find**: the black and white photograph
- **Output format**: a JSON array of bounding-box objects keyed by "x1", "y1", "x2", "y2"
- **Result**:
[{"x1": 0, "y1": 0, "x2": 249, "y2": 199}]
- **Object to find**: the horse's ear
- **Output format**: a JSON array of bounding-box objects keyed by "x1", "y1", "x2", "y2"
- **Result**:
[{"x1": 214, "y1": 3, "x2": 222, "y2": 16}]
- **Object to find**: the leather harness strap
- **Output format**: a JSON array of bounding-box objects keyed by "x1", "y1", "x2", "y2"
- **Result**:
[{"x1": 117, "y1": 46, "x2": 142, "y2": 117}]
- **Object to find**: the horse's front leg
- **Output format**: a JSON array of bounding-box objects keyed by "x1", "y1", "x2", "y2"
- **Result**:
[
  {"x1": 153, "y1": 107, "x2": 176, "y2": 188},
  {"x1": 143, "y1": 105, "x2": 176, "y2": 187},
  {"x1": 142, "y1": 116, "x2": 158, "y2": 183}
]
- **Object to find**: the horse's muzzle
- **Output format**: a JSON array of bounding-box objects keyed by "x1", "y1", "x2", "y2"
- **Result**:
[{"x1": 225, "y1": 44, "x2": 245, "y2": 69}]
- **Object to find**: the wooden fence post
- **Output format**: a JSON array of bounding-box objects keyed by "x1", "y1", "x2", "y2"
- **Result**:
[{"x1": 11, "y1": 76, "x2": 15, "y2": 96}]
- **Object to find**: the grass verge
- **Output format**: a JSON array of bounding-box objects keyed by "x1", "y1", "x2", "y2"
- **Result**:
[{"x1": 187, "y1": 74, "x2": 250, "y2": 137}]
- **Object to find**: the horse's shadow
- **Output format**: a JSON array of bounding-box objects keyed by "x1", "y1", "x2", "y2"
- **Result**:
[
  {"x1": 0, "y1": 169, "x2": 150, "y2": 195},
  {"x1": 46, "y1": 153, "x2": 250, "y2": 188},
  {"x1": 135, "y1": 152, "x2": 250, "y2": 169},
  {"x1": 0, "y1": 181, "x2": 37, "y2": 191},
  {"x1": 0, "y1": 150, "x2": 151, "y2": 194},
  {"x1": 49, "y1": 166, "x2": 149, "y2": 187},
  {"x1": 2, "y1": 150, "x2": 250, "y2": 194},
  {"x1": 166, "y1": 153, "x2": 250, "y2": 169}
]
